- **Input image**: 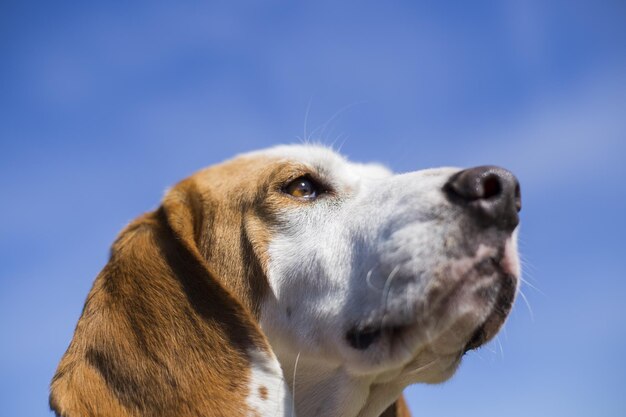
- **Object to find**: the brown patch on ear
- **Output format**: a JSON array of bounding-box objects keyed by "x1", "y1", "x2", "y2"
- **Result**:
[
  {"x1": 50, "y1": 178, "x2": 272, "y2": 417},
  {"x1": 241, "y1": 214, "x2": 273, "y2": 309},
  {"x1": 258, "y1": 386, "x2": 269, "y2": 401},
  {"x1": 185, "y1": 156, "x2": 293, "y2": 318}
]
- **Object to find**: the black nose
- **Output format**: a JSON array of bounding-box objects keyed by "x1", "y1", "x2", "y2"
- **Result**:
[{"x1": 444, "y1": 166, "x2": 521, "y2": 231}]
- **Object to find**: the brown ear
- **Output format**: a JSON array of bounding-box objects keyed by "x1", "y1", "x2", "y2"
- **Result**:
[{"x1": 50, "y1": 179, "x2": 273, "y2": 417}]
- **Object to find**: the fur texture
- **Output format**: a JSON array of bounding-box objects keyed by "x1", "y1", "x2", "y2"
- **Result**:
[{"x1": 50, "y1": 145, "x2": 519, "y2": 417}]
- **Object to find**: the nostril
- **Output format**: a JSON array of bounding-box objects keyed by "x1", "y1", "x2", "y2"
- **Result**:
[{"x1": 481, "y1": 174, "x2": 502, "y2": 200}]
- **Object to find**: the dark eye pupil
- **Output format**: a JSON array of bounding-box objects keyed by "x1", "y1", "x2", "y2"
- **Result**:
[
  {"x1": 285, "y1": 177, "x2": 319, "y2": 199},
  {"x1": 297, "y1": 181, "x2": 312, "y2": 193}
]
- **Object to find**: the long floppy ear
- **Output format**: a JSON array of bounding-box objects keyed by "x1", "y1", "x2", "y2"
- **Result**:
[{"x1": 50, "y1": 178, "x2": 289, "y2": 417}]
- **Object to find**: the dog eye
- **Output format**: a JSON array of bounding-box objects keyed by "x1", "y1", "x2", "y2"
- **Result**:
[{"x1": 284, "y1": 177, "x2": 319, "y2": 200}]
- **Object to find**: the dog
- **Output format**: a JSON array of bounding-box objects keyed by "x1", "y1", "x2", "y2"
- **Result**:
[{"x1": 50, "y1": 144, "x2": 521, "y2": 417}]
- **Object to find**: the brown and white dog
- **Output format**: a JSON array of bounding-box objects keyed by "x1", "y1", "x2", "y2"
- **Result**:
[{"x1": 50, "y1": 145, "x2": 521, "y2": 417}]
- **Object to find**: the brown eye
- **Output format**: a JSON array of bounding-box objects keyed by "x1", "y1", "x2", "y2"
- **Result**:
[{"x1": 284, "y1": 177, "x2": 319, "y2": 199}]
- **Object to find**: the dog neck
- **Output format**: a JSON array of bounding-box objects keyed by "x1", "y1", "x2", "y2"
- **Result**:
[{"x1": 271, "y1": 348, "x2": 405, "y2": 417}]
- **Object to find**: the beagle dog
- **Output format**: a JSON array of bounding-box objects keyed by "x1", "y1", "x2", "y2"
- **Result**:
[{"x1": 50, "y1": 145, "x2": 521, "y2": 417}]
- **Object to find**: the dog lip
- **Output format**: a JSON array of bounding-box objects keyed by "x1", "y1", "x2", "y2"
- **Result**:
[
  {"x1": 463, "y1": 325, "x2": 487, "y2": 353},
  {"x1": 347, "y1": 250, "x2": 518, "y2": 354},
  {"x1": 463, "y1": 270, "x2": 517, "y2": 354}
]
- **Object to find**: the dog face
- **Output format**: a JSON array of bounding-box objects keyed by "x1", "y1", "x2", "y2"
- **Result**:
[
  {"x1": 50, "y1": 143, "x2": 521, "y2": 417},
  {"x1": 222, "y1": 144, "x2": 520, "y2": 384}
]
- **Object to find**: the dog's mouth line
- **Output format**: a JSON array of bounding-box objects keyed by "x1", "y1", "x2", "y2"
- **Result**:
[
  {"x1": 347, "y1": 254, "x2": 517, "y2": 354},
  {"x1": 463, "y1": 323, "x2": 488, "y2": 353},
  {"x1": 463, "y1": 271, "x2": 517, "y2": 353}
]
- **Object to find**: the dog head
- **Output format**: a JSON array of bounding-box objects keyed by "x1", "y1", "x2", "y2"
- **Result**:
[{"x1": 51, "y1": 144, "x2": 520, "y2": 417}]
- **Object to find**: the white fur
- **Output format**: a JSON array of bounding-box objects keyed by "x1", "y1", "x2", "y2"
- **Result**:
[
  {"x1": 246, "y1": 349, "x2": 294, "y2": 417},
  {"x1": 245, "y1": 144, "x2": 520, "y2": 417}
]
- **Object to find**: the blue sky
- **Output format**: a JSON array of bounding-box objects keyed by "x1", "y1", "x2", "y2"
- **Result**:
[{"x1": 1, "y1": 1, "x2": 625, "y2": 416}]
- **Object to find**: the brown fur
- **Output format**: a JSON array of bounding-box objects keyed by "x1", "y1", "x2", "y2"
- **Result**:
[
  {"x1": 380, "y1": 396, "x2": 411, "y2": 417},
  {"x1": 50, "y1": 155, "x2": 412, "y2": 417}
]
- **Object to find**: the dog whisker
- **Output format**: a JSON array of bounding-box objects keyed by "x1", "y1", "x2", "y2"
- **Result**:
[
  {"x1": 302, "y1": 97, "x2": 313, "y2": 143},
  {"x1": 482, "y1": 340, "x2": 498, "y2": 355},
  {"x1": 496, "y1": 335, "x2": 504, "y2": 359},
  {"x1": 313, "y1": 101, "x2": 366, "y2": 142},
  {"x1": 333, "y1": 133, "x2": 349, "y2": 154},
  {"x1": 380, "y1": 265, "x2": 401, "y2": 325},
  {"x1": 517, "y1": 287, "x2": 534, "y2": 322},
  {"x1": 519, "y1": 275, "x2": 545, "y2": 296},
  {"x1": 291, "y1": 351, "x2": 301, "y2": 417},
  {"x1": 366, "y1": 268, "x2": 383, "y2": 292}
]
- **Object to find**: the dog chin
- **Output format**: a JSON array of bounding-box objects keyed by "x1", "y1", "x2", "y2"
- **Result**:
[{"x1": 343, "y1": 238, "x2": 519, "y2": 378}]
